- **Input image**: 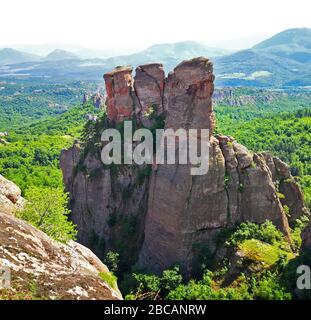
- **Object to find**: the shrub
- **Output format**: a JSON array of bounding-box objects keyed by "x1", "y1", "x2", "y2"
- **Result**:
[
  {"x1": 249, "y1": 272, "x2": 292, "y2": 300},
  {"x1": 17, "y1": 187, "x2": 77, "y2": 243},
  {"x1": 99, "y1": 272, "x2": 118, "y2": 290},
  {"x1": 167, "y1": 270, "x2": 252, "y2": 300},
  {"x1": 228, "y1": 221, "x2": 283, "y2": 247},
  {"x1": 127, "y1": 266, "x2": 182, "y2": 300},
  {"x1": 104, "y1": 251, "x2": 120, "y2": 274}
]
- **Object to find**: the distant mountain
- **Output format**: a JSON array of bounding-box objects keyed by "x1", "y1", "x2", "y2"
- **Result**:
[
  {"x1": 253, "y1": 28, "x2": 311, "y2": 62},
  {"x1": 0, "y1": 48, "x2": 40, "y2": 65},
  {"x1": 1, "y1": 30, "x2": 311, "y2": 88},
  {"x1": 44, "y1": 49, "x2": 80, "y2": 61},
  {"x1": 214, "y1": 28, "x2": 311, "y2": 87},
  {"x1": 141, "y1": 41, "x2": 228, "y2": 60},
  {"x1": 214, "y1": 49, "x2": 306, "y2": 87},
  {"x1": 10, "y1": 43, "x2": 142, "y2": 59},
  {"x1": 99, "y1": 41, "x2": 228, "y2": 74}
]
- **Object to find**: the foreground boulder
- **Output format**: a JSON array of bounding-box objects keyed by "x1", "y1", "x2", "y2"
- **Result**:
[
  {"x1": 61, "y1": 57, "x2": 307, "y2": 276},
  {"x1": 0, "y1": 175, "x2": 24, "y2": 215},
  {"x1": 0, "y1": 210, "x2": 122, "y2": 300}
]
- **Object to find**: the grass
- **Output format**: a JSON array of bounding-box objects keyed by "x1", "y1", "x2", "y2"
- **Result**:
[
  {"x1": 238, "y1": 239, "x2": 295, "y2": 267},
  {"x1": 99, "y1": 272, "x2": 118, "y2": 290}
]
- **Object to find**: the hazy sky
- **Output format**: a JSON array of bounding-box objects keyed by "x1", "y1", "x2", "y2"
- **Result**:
[{"x1": 1, "y1": 0, "x2": 311, "y2": 51}]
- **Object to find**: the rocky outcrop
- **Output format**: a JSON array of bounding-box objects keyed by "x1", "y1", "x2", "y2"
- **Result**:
[
  {"x1": 61, "y1": 57, "x2": 305, "y2": 276},
  {"x1": 93, "y1": 92, "x2": 106, "y2": 108},
  {"x1": 163, "y1": 58, "x2": 215, "y2": 132},
  {"x1": 0, "y1": 211, "x2": 122, "y2": 300},
  {"x1": 134, "y1": 63, "x2": 165, "y2": 127},
  {"x1": 217, "y1": 137, "x2": 291, "y2": 228},
  {"x1": 83, "y1": 92, "x2": 106, "y2": 109},
  {"x1": 103, "y1": 63, "x2": 166, "y2": 127},
  {"x1": 0, "y1": 175, "x2": 24, "y2": 215},
  {"x1": 60, "y1": 142, "x2": 149, "y2": 267},
  {"x1": 82, "y1": 93, "x2": 89, "y2": 104},
  {"x1": 139, "y1": 137, "x2": 290, "y2": 274},
  {"x1": 104, "y1": 66, "x2": 134, "y2": 122},
  {"x1": 212, "y1": 88, "x2": 284, "y2": 107},
  {"x1": 261, "y1": 153, "x2": 309, "y2": 225}
]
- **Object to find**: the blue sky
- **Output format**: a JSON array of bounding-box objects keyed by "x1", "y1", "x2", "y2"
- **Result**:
[{"x1": 1, "y1": 0, "x2": 311, "y2": 51}]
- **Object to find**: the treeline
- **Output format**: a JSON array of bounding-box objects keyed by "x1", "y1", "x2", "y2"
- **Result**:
[{"x1": 0, "y1": 103, "x2": 100, "y2": 194}]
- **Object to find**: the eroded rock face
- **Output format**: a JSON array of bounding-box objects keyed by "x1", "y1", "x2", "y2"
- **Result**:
[
  {"x1": 139, "y1": 134, "x2": 291, "y2": 274},
  {"x1": 61, "y1": 57, "x2": 305, "y2": 276},
  {"x1": 164, "y1": 58, "x2": 215, "y2": 133},
  {"x1": 134, "y1": 63, "x2": 165, "y2": 127},
  {"x1": 104, "y1": 66, "x2": 134, "y2": 122},
  {"x1": 261, "y1": 152, "x2": 309, "y2": 225},
  {"x1": 0, "y1": 211, "x2": 122, "y2": 300},
  {"x1": 92, "y1": 92, "x2": 106, "y2": 108},
  {"x1": 60, "y1": 142, "x2": 149, "y2": 267},
  {"x1": 217, "y1": 137, "x2": 290, "y2": 230},
  {"x1": 103, "y1": 63, "x2": 165, "y2": 127},
  {"x1": 0, "y1": 175, "x2": 24, "y2": 215}
]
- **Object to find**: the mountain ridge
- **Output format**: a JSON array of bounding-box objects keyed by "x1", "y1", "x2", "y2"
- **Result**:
[
  {"x1": 0, "y1": 48, "x2": 40, "y2": 65},
  {"x1": 44, "y1": 49, "x2": 80, "y2": 61},
  {"x1": 1, "y1": 28, "x2": 311, "y2": 87}
]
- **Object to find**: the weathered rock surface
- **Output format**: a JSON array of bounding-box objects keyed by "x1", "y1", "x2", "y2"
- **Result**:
[
  {"x1": 0, "y1": 210, "x2": 122, "y2": 300},
  {"x1": 164, "y1": 58, "x2": 215, "y2": 132},
  {"x1": 92, "y1": 92, "x2": 106, "y2": 108},
  {"x1": 139, "y1": 59, "x2": 290, "y2": 274},
  {"x1": 212, "y1": 88, "x2": 282, "y2": 107},
  {"x1": 139, "y1": 138, "x2": 291, "y2": 274},
  {"x1": 0, "y1": 175, "x2": 24, "y2": 215},
  {"x1": 261, "y1": 152, "x2": 309, "y2": 225},
  {"x1": 83, "y1": 92, "x2": 106, "y2": 109},
  {"x1": 61, "y1": 57, "x2": 306, "y2": 276},
  {"x1": 60, "y1": 142, "x2": 148, "y2": 267},
  {"x1": 104, "y1": 66, "x2": 134, "y2": 122},
  {"x1": 134, "y1": 63, "x2": 165, "y2": 127}
]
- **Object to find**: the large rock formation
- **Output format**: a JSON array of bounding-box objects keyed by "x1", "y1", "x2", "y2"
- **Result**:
[
  {"x1": 61, "y1": 57, "x2": 307, "y2": 276},
  {"x1": 261, "y1": 153, "x2": 308, "y2": 224}
]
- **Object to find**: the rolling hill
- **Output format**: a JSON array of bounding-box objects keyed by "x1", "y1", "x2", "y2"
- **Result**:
[
  {"x1": 0, "y1": 48, "x2": 40, "y2": 65},
  {"x1": 44, "y1": 49, "x2": 80, "y2": 61},
  {"x1": 253, "y1": 28, "x2": 311, "y2": 62},
  {"x1": 214, "y1": 28, "x2": 311, "y2": 87},
  {"x1": 0, "y1": 29, "x2": 311, "y2": 87}
]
